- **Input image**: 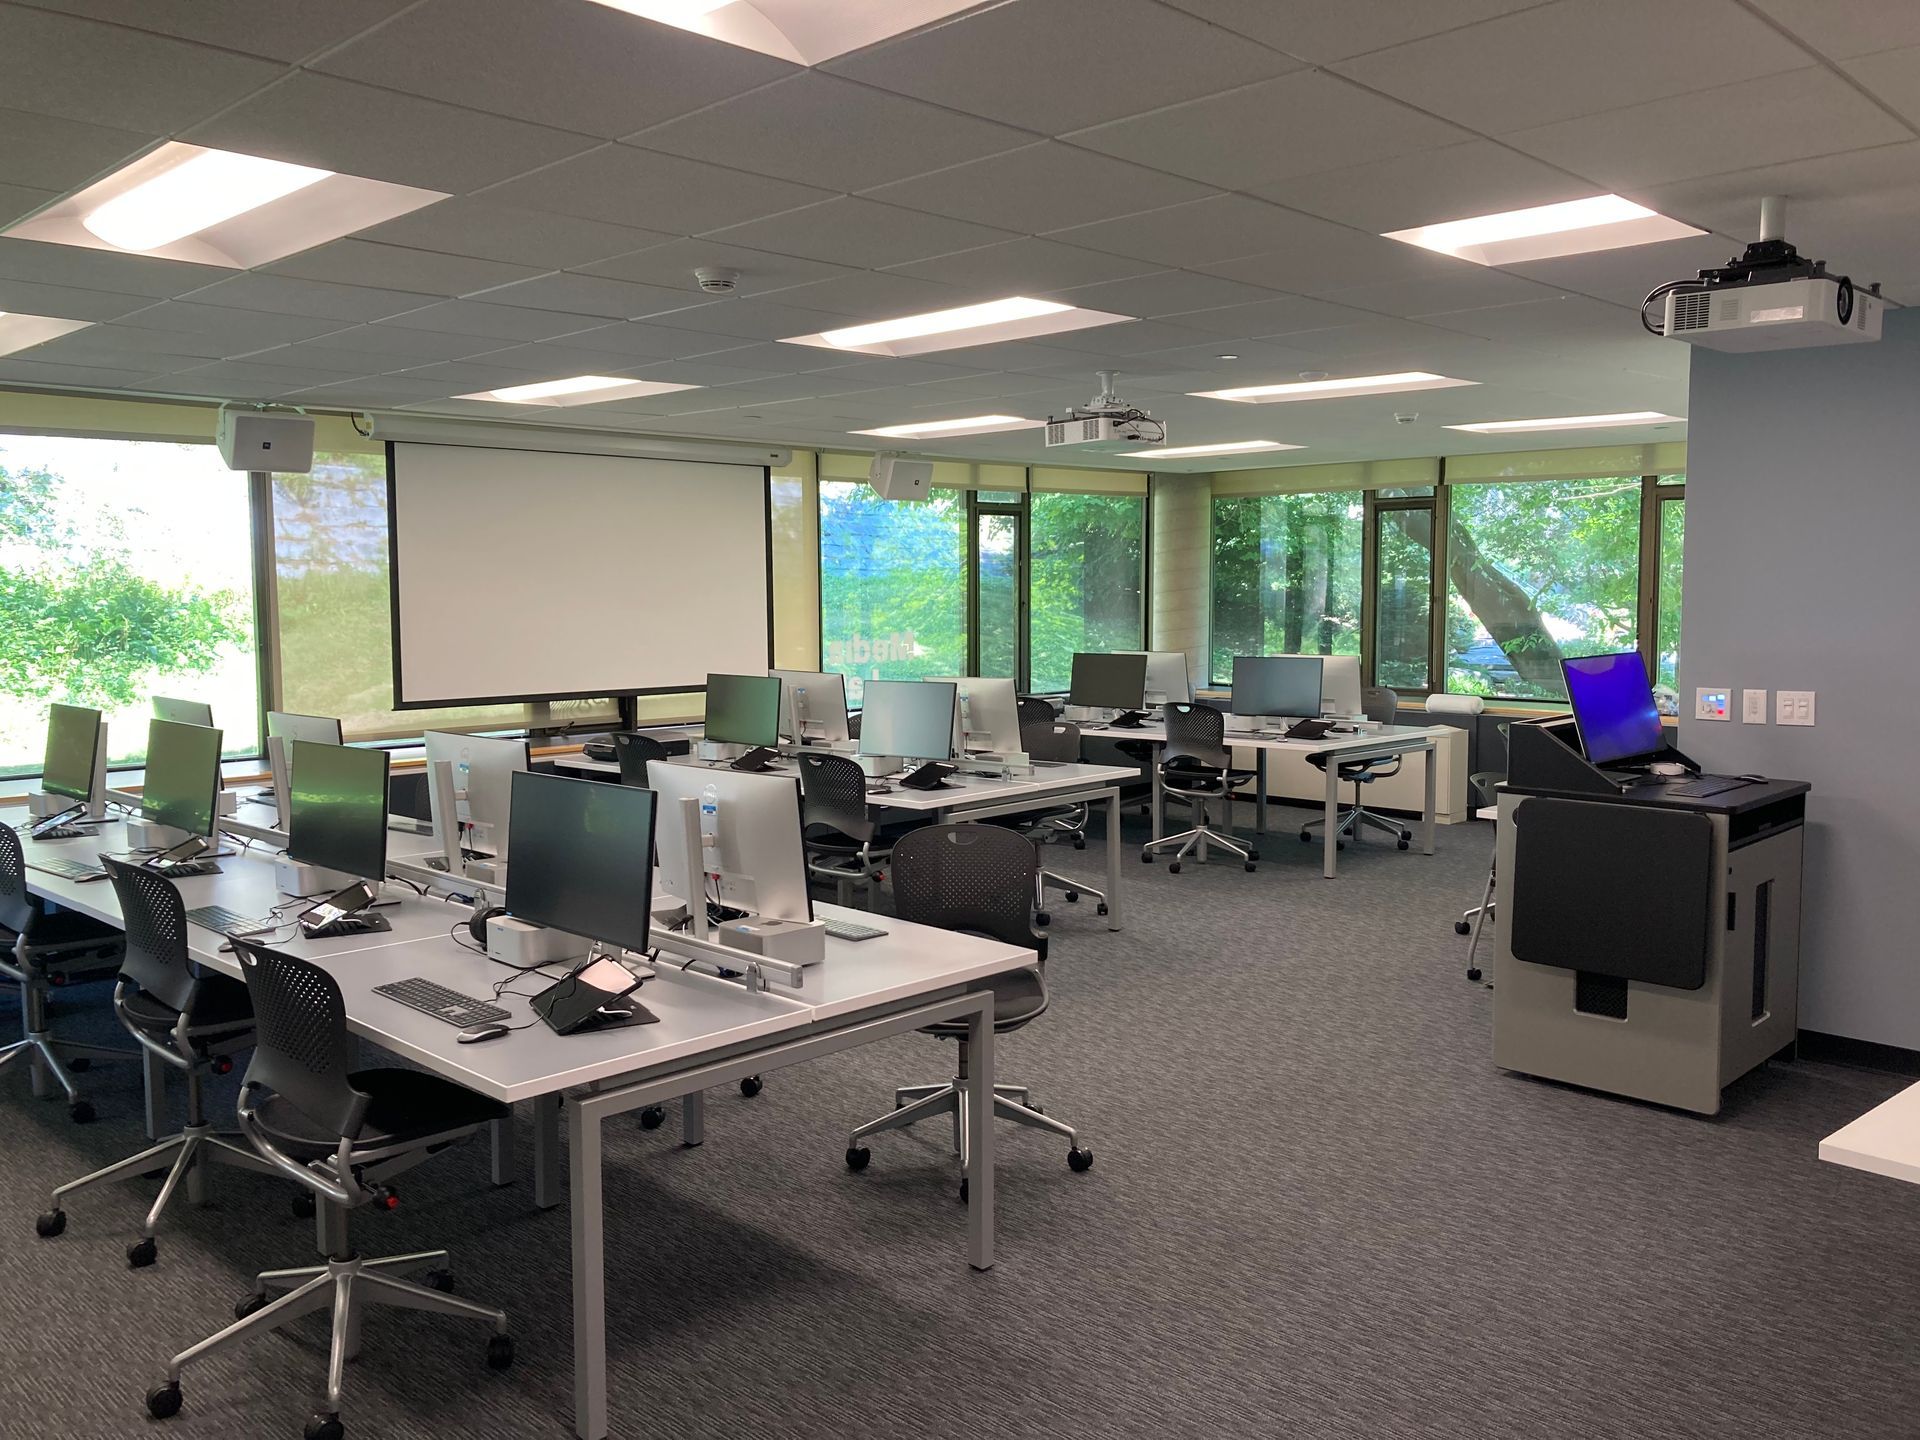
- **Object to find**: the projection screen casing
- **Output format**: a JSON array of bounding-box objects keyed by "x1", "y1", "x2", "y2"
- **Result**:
[{"x1": 387, "y1": 441, "x2": 771, "y2": 707}]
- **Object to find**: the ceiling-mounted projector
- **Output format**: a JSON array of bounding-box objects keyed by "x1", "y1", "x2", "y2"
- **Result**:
[
  {"x1": 1644, "y1": 195, "x2": 1883, "y2": 352},
  {"x1": 1045, "y1": 370, "x2": 1165, "y2": 452}
]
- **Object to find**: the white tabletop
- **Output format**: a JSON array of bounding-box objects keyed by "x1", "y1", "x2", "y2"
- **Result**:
[
  {"x1": 1819, "y1": 1079, "x2": 1920, "y2": 1187},
  {"x1": 657, "y1": 752, "x2": 1133, "y2": 812},
  {"x1": 1078, "y1": 719, "x2": 1447, "y2": 752}
]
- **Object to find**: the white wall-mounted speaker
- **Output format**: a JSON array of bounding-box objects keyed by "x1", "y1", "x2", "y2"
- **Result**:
[
  {"x1": 217, "y1": 410, "x2": 315, "y2": 473},
  {"x1": 868, "y1": 453, "x2": 933, "y2": 501}
]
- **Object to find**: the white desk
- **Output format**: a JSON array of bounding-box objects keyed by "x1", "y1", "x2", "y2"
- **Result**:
[
  {"x1": 17, "y1": 821, "x2": 1032, "y2": 1440},
  {"x1": 1820, "y1": 1080, "x2": 1920, "y2": 1187},
  {"x1": 1078, "y1": 721, "x2": 1446, "y2": 878}
]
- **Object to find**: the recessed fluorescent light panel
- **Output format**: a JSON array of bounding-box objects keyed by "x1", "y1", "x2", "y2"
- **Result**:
[
  {"x1": 585, "y1": 0, "x2": 989, "y2": 64},
  {"x1": 4, "y1": 142, "x2": 446, "y2": 269},
  {"x1": 1383, "y1": 194, "x2": 1705, "y2": 266},
  {"x1": 0, "y1": 311, "x2": 93, "y2": 357},
  {"x1": 783, "y1": 296, "x2": 1132, "y2": 357},
  {"x1": 1446, "y1": 412, "x2": 1686, "y2": 434},
  {"x1": 1123, "y1": 440, "x2": 1303, "y2": 460},
  {"x1": 1194, "y1": 372, "x2": 1477, "y2": 404},
  {"x1": 852, "y1": 415, "x2": 1038, "y2": 439},
  {"x1": 456, "y1": 376, "x2": 700, "y2": 406}
]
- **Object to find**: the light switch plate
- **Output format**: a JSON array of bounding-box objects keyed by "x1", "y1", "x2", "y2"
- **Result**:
[
  {"x1": 1694, "y1": 686, "x2": 1730, "y2": 721},
  {"x1": 1776, "y1": 690, "x2": 1816, "y2": 726},
  {"x1": 1742, "y1": 689, "x2": 1767, "y2": 724}
]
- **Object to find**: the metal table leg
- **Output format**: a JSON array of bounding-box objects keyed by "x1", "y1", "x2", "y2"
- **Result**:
[
  {"x1": 1322, "y1": 759, "x2": 1342, "y2": 878},
  {"x1": 1256, "y1": 749, "x2": 1268, "y2": 834},
  {"x1": 1150, "y1": 756, "x2": 1164, "y2": 842},
  {"x1": 569, "y1": 1097, "x2": 607, "y2": 1440},
  {"x1": 489, "y1": 1114, "x2": 516, "y2": 1187},
  {"x1": 533, "y1": 1092, "x2": 562, "y2": 1210},
  {"x1": 681, "y1": 1090, "x2": 705, "y2": 1147},
  {"x1": 1421, "y1": 739, "x2": 1438, "y2": 856},
  {"x1": 1104, "y1": 788, "x2": 1123, "y2": 930},
  {"x1": 143, "y1": 1049, "x2": 166, "y2": 1141},
  {"x1": 963, "y1": 992, "x2": 995, "y2": 1272}
]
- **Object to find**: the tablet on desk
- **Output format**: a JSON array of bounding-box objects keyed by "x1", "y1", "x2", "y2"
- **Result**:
[{"x1": 531, "y1": 955, "x2": 657, "y2": 1035}]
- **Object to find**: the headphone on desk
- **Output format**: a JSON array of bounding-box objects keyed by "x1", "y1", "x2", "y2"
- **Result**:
[{"x1": 469, "y1": 905, "x2": 507, "y2": 947}]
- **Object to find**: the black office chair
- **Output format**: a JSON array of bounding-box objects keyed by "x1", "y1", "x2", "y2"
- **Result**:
[
  {"x1": 1015, "y1": 695, "x2": 1057, "y2": 729},
  {"x1": 1016, "y1": 719, "x2": 1107, "y2": 923},
  {"x1": 0, "y1": 822, "x2": 130, "y2": 1123},
  {"x1": 38, "y1": 859, "x2": 269, "y2": 1266},
  {"x1": 797, "y1": 752, "x2": 916, "y2": 907},
  {"x1": 843, "y1": 824, "x2": 1091, "y2": 1199},
  {"x1": 611, "y1": 730, "x2": 670, "y2": 788},
  {"x1": 146, "y1": 941, "x2": 513, "y2": 1438},
  {"x1": 1301, "y1": 686, "x2": 1413, "y2": 851},
  {"x1": 1140, "y1": 703, "x2": 1259, "y2": 873}
]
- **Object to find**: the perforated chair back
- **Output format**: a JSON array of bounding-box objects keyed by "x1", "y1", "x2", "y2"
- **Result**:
[
  {"x1": 0, "y1": 823, "x2": 35, "y2": 936},
  {"x1": 231, "y1": 939, "x2": 370, "y2": 1141},
  {"x1": 798, "y1": 752, "x2": 875, "y2": 843},
  {"x1": 1163, "y1": 702, "x2": 1231, "y2": 771},
  {"x1": 1363, "y1": 687, "x2": 1400, "y2": 724},
  {"x1": 1016, "y1": 695, "x2": 1057, "y2": 729},
  {"x1": 1020, "y1": 719, "x2": 1080, "y2": 763},
  {"x1": 847, "y1": 710, "x2": 862, "y2": 740},
  {"x1": 102, "y1": 856, "x2": 197, "y2": 1013},
  {"x1": 890, "y1": 823, "x2": 1044, "y2": 958},
  {"x1": 611, "y1": 731, "x2": 669, "y2": 787}
]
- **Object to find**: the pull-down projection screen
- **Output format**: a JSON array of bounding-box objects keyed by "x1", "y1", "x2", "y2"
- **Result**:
[{"x1": 387, "y1": 441, "x2": 770, "y2": 708}]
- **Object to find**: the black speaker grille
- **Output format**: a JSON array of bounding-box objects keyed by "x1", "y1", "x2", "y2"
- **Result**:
[{"x1": 1575, "y1": 971, "x2": 1629, "y2": 1020}]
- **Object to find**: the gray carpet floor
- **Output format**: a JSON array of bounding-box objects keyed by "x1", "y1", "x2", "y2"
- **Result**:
[{"x1": 2, "y1": 806, "x2": 1915, "y2": 1440}]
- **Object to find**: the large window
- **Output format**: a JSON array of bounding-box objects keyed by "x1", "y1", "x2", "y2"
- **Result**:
[
  {"x1": 818, "y1": 479, "x2": 967, "y2": 705},
  {"x1": 1029, "y1": 492, "x2": 1145, "y2": 694},
  {"x1": 2, "y1": 434, "x2": 258, "y2": 777},
  {"x1": 1444, "y1": 476, "x2": 1643, "y2": 702},
  {"x1": 1209, "y1": 490, "x2": 1363, "y2": 684},
  {"x1": 1655, "y1": 488, "x2": 1684, "y2": 694}
]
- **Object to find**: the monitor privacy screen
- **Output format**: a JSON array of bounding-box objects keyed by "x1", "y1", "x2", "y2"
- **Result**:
[
  {"x1": 506, "y1": 771, "x2": 656, "y2": 954},
  {"x1": 143, "y1": 719, "x2": 223, "y2": 837},
  {"x1": 42, "y1": 703, "x2": 101, "y2": 802},
  {"x1": 1562, "y1": 652, "x2": 1665, "y2": 766},
  {"x1": 705, "y1": 673, "x2": 782, "y2": 747},
  {"x1": 1069, "y1": 652, "x2": 1148, "y2": 710},
  {"x1": 287, "y1": 741, "x2": 390, "y2": 882}
]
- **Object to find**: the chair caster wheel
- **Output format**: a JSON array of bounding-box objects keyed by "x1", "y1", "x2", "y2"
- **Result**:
[
  {"x1": 425, "y1": 1269, "x2": 456, "y2": 1293},
  {"x1": 291, "y1": 1192, "x2": 316, "y2": 1220},
  {"x1": 639, "y1": 1106, "x2": 665, "y2": 1130},
  {"x1": 1467, "y1": 968, "x2": 1483, "y2": 983},
  {"x1": 1168, "y1": 863, "x2": 1181, "y2": 874},
  {"x1": 1455, "y1": 919, "x2": 1472, "y2": 935},
  {"x1": 486, "y1": 1334, "x2": 515, "y2": 1371},
  {"x1": 146, "y1": 1382, "x2": 182, "y2": 1420},
  {"x1": 1246, "y1": 850, "x2": 1260, "y2": 862},
  {"x1": 68, "y1": 1101, "x2": 95, "y2": 1125},
  {"x1": 1064, "y1": 890, "x2": 1079, "y2": 904},
  {"x1": 126, "y1": 1237, "x2": 157, "y2": 1269},
  {"x1": 1336, "y1": 840, "x2": 1345, "y2": 851},
  {"x1": 1298, "y1": 830, "x2": 1311, "y2": 842},
  {"x1": 1035, "y1": 911, "x2": 1050, "y2": 927},
  {"x1": 1096, "y1": 903, "x2": 1109, "y2": 916},
  {"x1": 68, "y1": 1058, "x2": 90, "y2": 1072},
  {"x1": 234, "y1": 1291, "x2": 267, "y2": 1320},
  {"x1": 740, "y1": 1075, "x2": 763, "y2": 1098},
  {"x1": 1068, "y1": 1146, "x2": 1094, "y2": 1173},
  {"x1": 1244, "y1": 863, "x2": 1257, "y2": 873},
  {"x1": 1397, "y1": 839, "x2": 1410, "y2": 850},
  {"x1": 303, "y1": 1413, "x2": 344, "y2": 1440},
  {"x1": 35, "y1": 1209, "x2": 65, "y2": 1238},
  {"x1": 845, "y1": 1146, "x2": 871, "y2": 1172},
  {"x1": 1139, "y1": 850, "x2": 1154, "y2": 863},
  {"x1": 958, "y1": 1177, "x2": 968, "y2": 1204},
  {"x1": 1072, "y1": 835, "x2": 1086, "y2": 850}
]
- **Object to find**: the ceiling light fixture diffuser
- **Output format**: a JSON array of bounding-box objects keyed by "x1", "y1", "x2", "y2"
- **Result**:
[
  {"x1": 584, "y1": 0, "x2": 990, "y2": 65},
  {"x1": 1123, "y1": 440, "x2": 1303, "y2": 459},
  {"x1": 1383, "y1": 194, "x2": 1705, "y2": 266},
  {"x1": 1445, "y1": 411, "x2": 1686, "y2": 434},
  {"x1": 853, "y1": 414, "x2": 1037, "y2": 439},
  {"x1": 0, "y1": 311, "x2": 94, "y2": 358},
  {"x1": 1193, "y1": 371, "x2": 1477, "y2": 404},
  {"x1": 81, "y1": 150, "x2": 330, "y2": 252},
  {"x1": 457, "y1": 375, "x2": 700, "y2": 406},
  {"x1": 784, "y1": 295, "x2": 1133, "y2": 357}
]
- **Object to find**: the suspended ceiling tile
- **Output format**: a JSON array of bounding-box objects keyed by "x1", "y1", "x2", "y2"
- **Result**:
[
  {"x1": 704, "y1": 196, "x2": 1020, "y2": 270},
  {"x1": 1050, "y1": 195, "x2": 1363, "y2": 269},
  {"x1": 1157, "y1": 0, "x2": 1544, "y2": 64},
  {"x1": 1500, "y1": 234, "x2": 1740, "y2": 309},
  {"x1": 470, "y1": 272, "x2": 701, "y2": 321},
  {"x1": 1844, "y1": 45, "x2": 1920, "y2": 130},
  {"x1": 864, "y1": 142, "x2": 1218, "y2": 234},
  {"x1": 1050, "y1": 270, "x2": 1286, "y2": 320},
  {"x1": 0, "y1": 182, "x2": 56, "y2": 229},
  {"x1": 178, "y1": 272, "x2": 442, "y2": 323},
  {"x1": 284, "y1": 324, "x2": 504, "y2": 363},
  {"x1": 0, "y1": 236, "x2": 230, "y2": 297},
  {"x1": 104, "y1": 300, "x2": 351, "y2": 350},
  {"x1": 0, "y1": 276, "x2": 164, "y2": 322},
  {"x1": 359, "y1": 198, "x2": 673, "y2": 271},
  {"x1": 0, "y1": 356, "x2": 166, "y2": 388},
  {"x1": 765, "y1": 271, "x2": 963, "y2": 322},
  {"x1": 1744, "y1": 0, "x2": 1920, "y2": 61},
  {"x1": 579, "y1": 237, "x2": 853, "y2": 296},
  {"x1": 885, "y1": 237, "x2": 1157, "y2": 294},
  {"x1": 550, "y1": 321, "x2": 740, "y2": 361},
  {"x1": 477, "y1": 144, "x2": 834, "y2": 234},
  {"x1": 262, "y1": 240, "x2": 542, "y2": 298},
  {"x1": 18, "y1": 0, "x2": 420, "y2": 62},
  {"x1": 377, "y1": 300, "x2": 612, "y2": 343},
  {"x1": 0, "y1": 107, "x2": 156, "y2": 194},
  {"x1": 281, "y1": 375, "x2": 471, "y2": 405},
  {"x1": 1259, "y1": 140, "x2": 1599, "y2": 234}
]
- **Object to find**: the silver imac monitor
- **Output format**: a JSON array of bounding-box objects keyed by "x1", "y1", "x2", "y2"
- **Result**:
[
  {"x1": 268, "y1": 711, "x2": 344, "y2": 747},
  {"x1": 858, "y1": 679, "x2": 958, "y2": 763},
  {"x1": 771, "y1": 669, "x2": 851, "y2": 744},
  {"x1": 153, "y1": 696, "x2": 214, "y2": 727},
  {"x1": 41, "y1": 703, "x2": 104, "y2": 805},
  {"x1": 928, "y1": 675, "x2": 1023, "y2": 755},
  {"x1": 1274, "y1": 653, "x2": 1363, "y2": 717},
  {"x1": 1129, "y1": 651, "x2": 1193, "y2": 706},
  {"x1": 650, "y1": 765, "x2": 813, "y2": 926},
  {"x1": 423, "y1": 731, "x2": 528, "y2": 862}
]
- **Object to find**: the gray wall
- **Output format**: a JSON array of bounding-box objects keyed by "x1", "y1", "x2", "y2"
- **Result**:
[{"x1": 1681, "y1": 306, "x2": 1920, "y2": 1047}]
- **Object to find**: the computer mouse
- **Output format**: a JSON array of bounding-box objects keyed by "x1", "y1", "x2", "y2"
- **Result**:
[{"x1": 456, "y1": 1023, "x2": 511, "y2": 1044}]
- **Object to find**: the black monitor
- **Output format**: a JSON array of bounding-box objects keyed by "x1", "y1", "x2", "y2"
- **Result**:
[
  {"x1": 143, "y1": 719, "x2": 224, "y2": 838},
  {"x1": 1069, "y1": 652, "x2": 1148, "y2": 710},
  {"x1": 153, "y1": 696, "x2": 214, "y2": 727},
  {"x1": 506, "y1": 771, "x2": 656, "y2": 955},
  {"x1": 859, "y1": 679, "x2": 958, "y2": 762},
  {"x1": 705, "y1": 672, "x2": 782, "y2": 748},
  {"x1": 287, "y1": 740, "x2": 390, "y2": 883},
  {"x1": 1232, "y1": 655, "x2": 1324, "y2": 719},
  {"x1": 42, "y1": 703, "x2": 102, "y2": 803},
  {"x1": 1562, "y1": 651, "x2": 1664, "y2": 766}
]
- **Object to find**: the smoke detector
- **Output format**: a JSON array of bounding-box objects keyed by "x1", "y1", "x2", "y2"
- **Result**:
[{"x1": 695, "y1": 266, "x2": 740, "y2": 295}]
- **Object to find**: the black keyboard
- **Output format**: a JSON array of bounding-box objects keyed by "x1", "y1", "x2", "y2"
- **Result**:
[
  {"x1": 151, "y1": 859, "x2": 220, "y2": 878},
  {"x1": 28, "y1": 857, "x2": 105, "y2": 881},
  {"x1": 374, "y1": 978, "x2": 510, "y2": 1029},
  {"x1": 185, "y1": 904, "x2": 273, "y2": 935}
]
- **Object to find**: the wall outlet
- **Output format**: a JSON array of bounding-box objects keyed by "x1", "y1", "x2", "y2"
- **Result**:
[
  {"x1": 1776, "y1": 690, "x2": 1816, "y2": 727},
  {"x1": 1694, "y1": 686, "x2": 1731, "y2": 721},
  {"x1": 1742, "y1": 689, "x2": 1768, "y2": 724}
]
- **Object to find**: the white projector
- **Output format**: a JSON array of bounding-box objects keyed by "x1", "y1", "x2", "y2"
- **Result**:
[
  {"x1": 1044, "y1": 416, "x2": 1162, "y2": 452},
  {"x1": 217, "y1": 409, "x2": 315, "y2": 472},
  {"x1": 1663, "y1": 275, "x2": 1883, "y2": 352}
]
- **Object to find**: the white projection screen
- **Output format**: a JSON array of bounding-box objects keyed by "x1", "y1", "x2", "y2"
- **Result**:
[{"x1": 387, "y1": 441, "x2": 770, "y2": 706}]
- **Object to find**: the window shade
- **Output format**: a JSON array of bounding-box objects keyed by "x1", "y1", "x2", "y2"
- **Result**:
[
  {"x1": 1444, "y1": 441, "x2": 1688, "y2": 483},
  {"x1": 1211, "y1": 457, "x2": 1439, "y2": 496}
]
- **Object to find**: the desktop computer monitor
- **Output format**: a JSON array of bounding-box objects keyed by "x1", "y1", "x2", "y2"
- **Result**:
[
  {"x1": 1069, "y1": 652, "x2": 1148, "y2": 711},
  {"x1": 770, "y1": 669, "x2": 851, "y2": 744},
  {"x1": 1232, "y1": 655, "x2": 1324, "y2": 721},
  {"x1": 287, "y1": 740, "x2": 390, "y2": 883},
  {"x1": 649, "y1": 765, "x2": 812, "y2": 925},
  {"x1": 267, "y1": 711, "x2": 344, "y2": 748},
  {"x1": 705, "y1": 672, "x2": 782, "y2": 748},
  {"x1": 928, "y1": 675, "x2": 1023, "y2": 755},
  {"x1": 42, "y1": 703, "x2": 103, "y2": 804},
  {"x1": 1275, "y1": 653, "x2": 1363, "y2": 717},
  {"x1": 505, "y1": 771, "x2": 657, "y2": 955},
  {"x1": 153, "y1": 696, "x2": 214, "y2": 727},
  {"x1": 859, "y1": 679, "x2": 958, "y2": 763},
  {"x1": 1131, "y1": 651, "x2": 1192, "y2": 706},
  {"x1": 142, "y1": 718, "x2": 224, "y2": 839},
  {"x1": 423, "y1": 731, "x2": 527, "y2": 861},
  {"x1": 1563, "y1": 651, "x2": 1664, "y2": 766}
]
